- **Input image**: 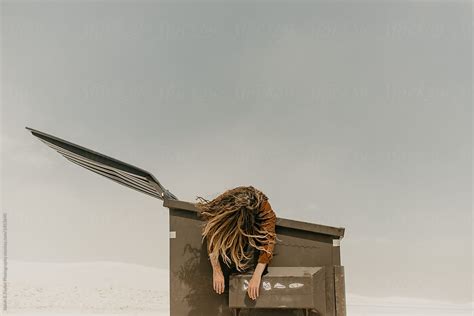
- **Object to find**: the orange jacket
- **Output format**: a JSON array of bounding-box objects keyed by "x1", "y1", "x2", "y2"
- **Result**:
[{"x1": 257, "y1": 200, "x2": 277, "y2": 264}]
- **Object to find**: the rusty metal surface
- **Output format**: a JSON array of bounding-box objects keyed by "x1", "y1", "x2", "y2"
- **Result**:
[
  {"x1": 334, "y1": 266, "x2": 346, "y2": 316},
  {"x1": 229, "y1": 267, "x2": 326, "y2": 313},
  {"x1": 169, "y1": 206, "x2": 345, "y2": 316}
]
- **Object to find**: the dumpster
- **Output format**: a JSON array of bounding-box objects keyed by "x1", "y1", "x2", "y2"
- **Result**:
[
  {"x1": 166, "y1": 199, "x2": 346, "y2": 316},
  {"x1": 26, "y1": 127, "x2": 347, "y2": 316}
]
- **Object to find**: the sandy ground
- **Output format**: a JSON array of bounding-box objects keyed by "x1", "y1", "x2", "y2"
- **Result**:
[
  {"x1": 4, "y1": 312, "x2": 168, "y2": 316},
  {"x1": 346, "y1": 293, "x2": 472, "y2": 316},
  {"x1": 2, "y1": 261, "x2": 472, "y2": 316},
  {"x1": 3, "y1": 261, "x2": 168, "y2": 315}
]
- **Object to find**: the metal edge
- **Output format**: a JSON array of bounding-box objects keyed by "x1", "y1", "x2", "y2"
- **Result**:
[
  {"x1": 25, "y1": 126, "x2": 153, "y2": 176},
  {"x1": 163, "y1": 199, "x2": 345, "y2": 238},
  {"x1": 334, "y1": 266, "x2": 346, "y2": 316}
]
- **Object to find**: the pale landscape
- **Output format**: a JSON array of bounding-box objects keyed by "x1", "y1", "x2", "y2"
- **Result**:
[{"x1": 2, "y1": 261, "x2": 472, "y2": 316}]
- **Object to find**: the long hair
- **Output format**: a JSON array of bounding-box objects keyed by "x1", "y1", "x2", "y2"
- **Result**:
[{"x1": 195, "y1": 185, "x2": 275, "y2": 272}]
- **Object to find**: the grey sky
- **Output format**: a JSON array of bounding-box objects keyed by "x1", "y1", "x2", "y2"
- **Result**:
[{"x1": 1, "y1": 0, "x2": 471, "y2": 304}]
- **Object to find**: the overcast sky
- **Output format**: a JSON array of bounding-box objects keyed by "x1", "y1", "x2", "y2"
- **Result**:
[{"x1": 1, "y1": 0, "x2": 472, "y2": 304}]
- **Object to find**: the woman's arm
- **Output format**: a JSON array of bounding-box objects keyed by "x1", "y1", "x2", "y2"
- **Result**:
[
  {"x1": 209, "y1": 253, "x2": 225, "y2": 294},
  {"x1": 248, "y1": 262, "x2": 266, "y2": 300},
  {"x1": 248, "y1": 200, "x2": 277, "y2": 300},
  {"x1": 257, "y1": 200, "x2": 277, "y2": 264},
  {"x1": 209, "y1": 253, "x2": 222, "y2": 272}
]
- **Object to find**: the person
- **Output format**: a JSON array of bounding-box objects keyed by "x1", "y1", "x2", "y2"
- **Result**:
[{"x1": 195, "y1": 185, "x2": 278, "y2": 301}]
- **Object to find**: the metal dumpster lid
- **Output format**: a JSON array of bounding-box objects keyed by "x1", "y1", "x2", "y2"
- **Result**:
[{"x1": 25, "y1": 127, "x2": 177, "y2": 201}]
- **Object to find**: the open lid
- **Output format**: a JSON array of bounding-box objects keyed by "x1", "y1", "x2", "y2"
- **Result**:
[{"x1": 25, "y1": 127, "x2": 177, "y2": 201}]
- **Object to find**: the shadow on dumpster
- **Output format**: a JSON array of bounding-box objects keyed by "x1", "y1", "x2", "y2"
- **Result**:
[{"x1": 176, "y1": 241, "x2": 307, "y2": 316}]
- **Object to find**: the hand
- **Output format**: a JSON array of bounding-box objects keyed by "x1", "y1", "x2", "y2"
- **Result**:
[
  {"x1": 213, "y1": 269, "x2": 225, "y2": 294},
  {"x1": 247, "y1": 275, "x2": 261, "y2": 300}
]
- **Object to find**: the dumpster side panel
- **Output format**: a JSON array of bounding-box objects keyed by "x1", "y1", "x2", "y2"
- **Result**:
[{"x1": 334, "y1": 266, "x2": 347, "y2": 316}]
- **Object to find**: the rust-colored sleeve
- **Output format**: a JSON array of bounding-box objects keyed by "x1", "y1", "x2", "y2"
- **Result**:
[{"x1": 257, "y1": 200, "x2": 277, "y2": 265}]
